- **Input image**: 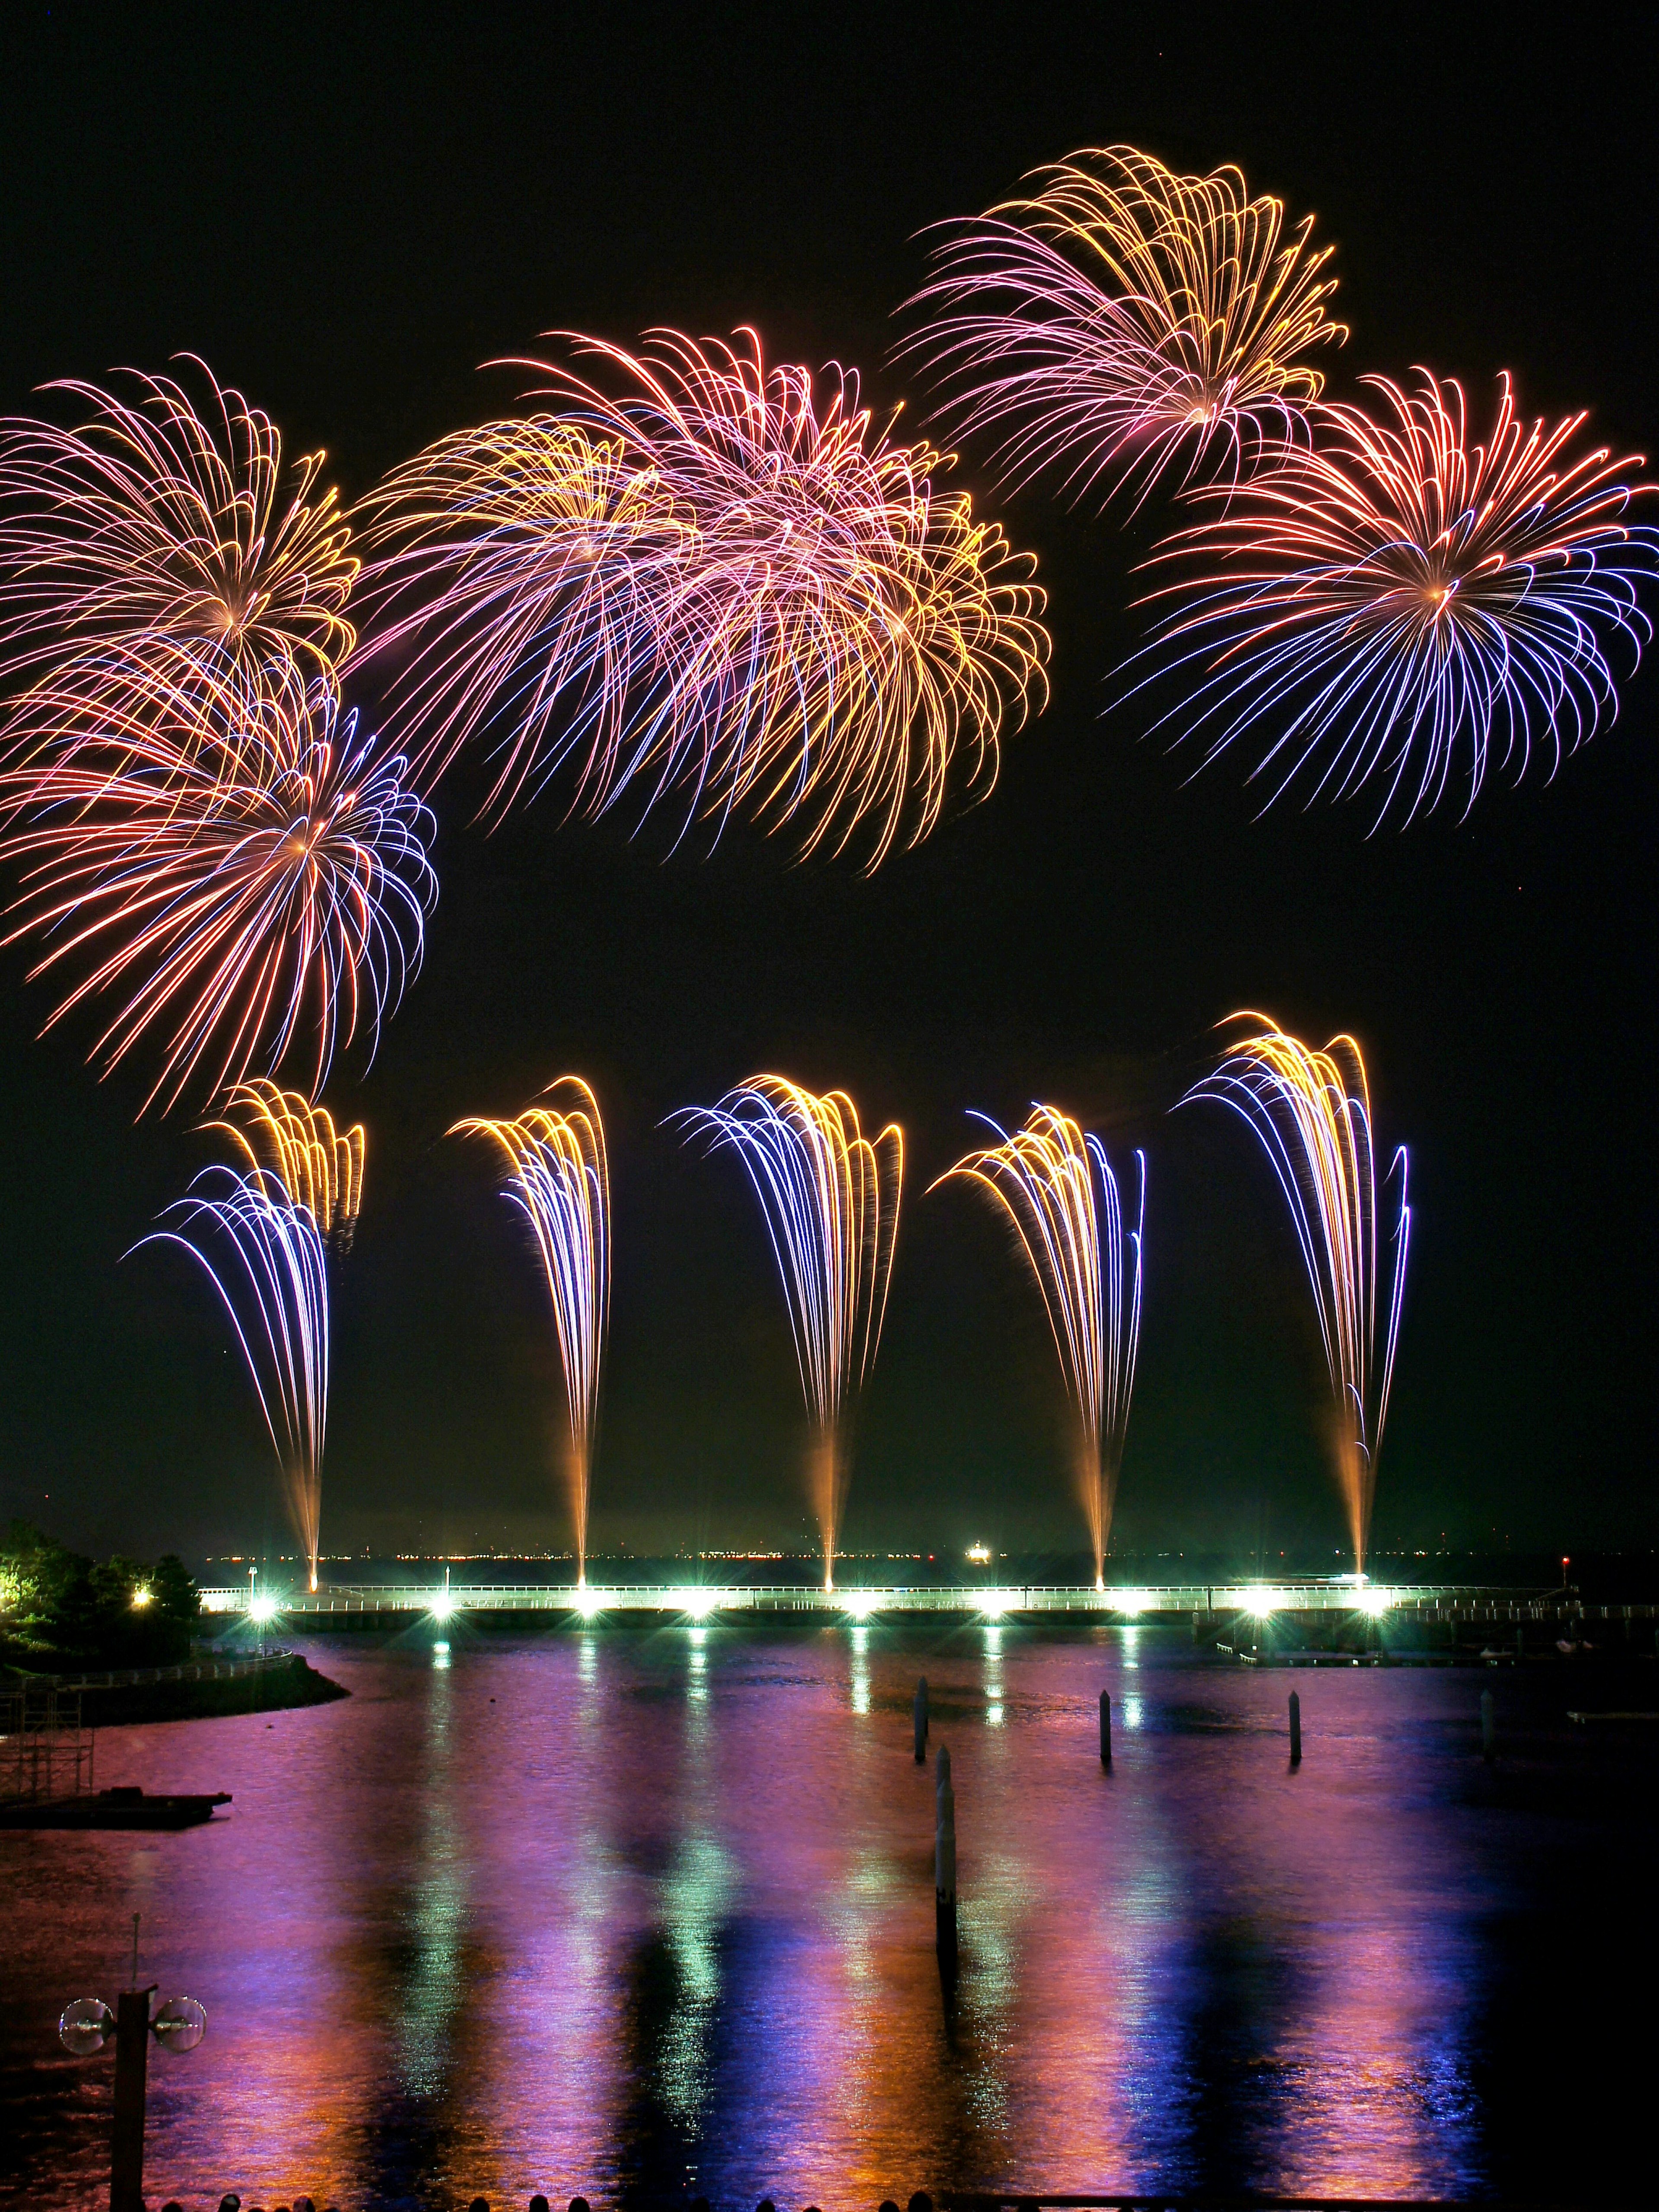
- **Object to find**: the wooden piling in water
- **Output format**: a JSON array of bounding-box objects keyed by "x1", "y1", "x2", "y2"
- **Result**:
[
  {"x1": 1288, "y1": 1689, "x2": 1302, "y2": 1765},
  {"x1": 913, "y1": 1676, "x2": 929, "y2": 1764},
  {"x1": 1099, "y1": 1689, "x2": 1112, "y2": 1766}
]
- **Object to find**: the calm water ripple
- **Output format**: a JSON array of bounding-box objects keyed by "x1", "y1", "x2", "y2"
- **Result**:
[{"x1": 2, "y1": 1624, "x2": 1653, "y2": 2208}]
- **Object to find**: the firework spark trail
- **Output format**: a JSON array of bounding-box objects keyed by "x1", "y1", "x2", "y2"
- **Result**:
[
  {"x1": 0, "y1": 361, "x2": 357, "y2": 749},
  {"x1": 133, "y1": 1165, "x2": 330, "y2": 1592},
  {"x1": 452, "y1": 1080, "x2": 610, "y2": 1580},
  {"x1": 903, "y1": 146, "x2": 1344, "y2": 509},
  {"x1": 357, "y1": 329, "x2": 1049, "y2": 866},
  {"x1": 676, "y1": 1075, "x2": 902, "y2": 1588},
  {"x1": 211, "y1": 1079, "x2": 366, "y2": 1256},
  {"x1": 352, "y1": 417, "x2": 692, "y2": 817},
  {"x1": 0, "y1": 649, "x2": 436, "y2": 1113},
  {"x1": 1182, "y1": 1017, "x2": 1409, "y2": 1573},
  {"x1": 935, "y1": 1106, "x2": 1144, "y2": 1586},
  {"x1": 1129, "y1": 372, "x2": 1658, "y2": 823}
]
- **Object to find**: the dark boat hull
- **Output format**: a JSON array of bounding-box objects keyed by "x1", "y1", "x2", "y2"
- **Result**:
[{"x1": 0, "y1": 1789, "x2": 231, "y2": 1831}]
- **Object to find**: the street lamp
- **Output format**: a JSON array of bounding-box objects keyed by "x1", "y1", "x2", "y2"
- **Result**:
[{"x1": 58, "y1": 1916, "x2": 206, "y2": 2212}]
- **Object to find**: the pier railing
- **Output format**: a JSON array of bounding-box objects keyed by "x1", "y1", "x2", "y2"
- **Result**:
[{"x1": 194, "y1": 1581, "x2": 1657, "y2": 1620}]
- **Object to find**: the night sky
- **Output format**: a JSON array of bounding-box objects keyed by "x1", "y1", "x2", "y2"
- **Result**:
[{"x1": 0, "y1": 5, "x2": 1653, "y2": 1569}]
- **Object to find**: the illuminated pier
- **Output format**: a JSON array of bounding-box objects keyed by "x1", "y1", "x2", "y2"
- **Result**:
[{"x1": 197, "y1": 1580, "x2": 1618, "y2": 1624}]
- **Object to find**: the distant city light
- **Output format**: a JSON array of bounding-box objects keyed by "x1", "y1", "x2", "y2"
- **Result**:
[{"x1": 966, "y1": 1543, "x2": 991, "y2": 1564}]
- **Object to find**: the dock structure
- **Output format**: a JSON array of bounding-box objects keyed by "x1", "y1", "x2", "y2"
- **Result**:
[{"x1": 196, "y1": 1581, "x2": 1659, "y2": 1628}]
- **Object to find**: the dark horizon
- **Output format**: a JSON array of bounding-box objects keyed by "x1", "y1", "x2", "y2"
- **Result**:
[{"x1": 0, "y1": 5, "x2": 1654, "y2": 1570}]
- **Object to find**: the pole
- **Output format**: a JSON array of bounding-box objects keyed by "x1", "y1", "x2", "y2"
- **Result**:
[
  {"x1": 1288, "y1": 1689, "x2": 1302, "y2": 1766},
  {"x1": 109, "y1": 1987, "x2": 153, "y2": 2212},
  {"x1": 1099, "y1": 1689, "x2": 1112, "y2": 1767},
  {"x1": 934, "y1": 1743, "x2": 957, "y2": 1965},
  {"x1": 1481, "y1": 1688, "x2": 1495, "y2": 1763},
  {"x1": 913, "y1": 1677, "x2": 929, "y2": 1764}
]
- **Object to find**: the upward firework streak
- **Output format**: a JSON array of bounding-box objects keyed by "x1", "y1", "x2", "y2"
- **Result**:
[
  {"x1": 1182, "y1": 1018, "x2": 1409, "y2": 1573},
  {"x1": 357, "y1": 329, "x2": 1050, "y2": 865},
  {"x1": 134, "y1": 1165, "x2": 330, "y2": 1592},
  {"x1": 452, "y1": 1081, "x2": 610, "y2": 1580},
  {"x1": 905, "y1": 146, "x2": 1344, "y2": 507},
  {"x1": 936, "y1": 1107, "x2": 1144, "y2": 1586},
  {"x1": 212, "y1": 1080, "x2": 366, "y2": 1256},
  {"x1": 1133, "y1": 372, "x2": 1657, "y2": 823},
  {"x1": 0, "y1": 650, "x2": 436, "y2": 1112},
  {"x1": 677, "y1": 1076, "x2": 902, "y2": 1588}
]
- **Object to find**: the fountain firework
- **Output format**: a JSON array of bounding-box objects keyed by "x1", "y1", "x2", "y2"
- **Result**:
[
  {"x1": 936, "y1": 1106, "x2": 1144, "y2": 1585},
  {"x1": 211, "y1": 1080, "x2": 366, "y2": 1257},
  {"x1": 904, "y1": 146, "x2": 1343, "y2": 508},
  {"x1": 134, "y1": 1165, "x2": 330, "y2": 1592},
  {"x1": 452, "y1": 1080, "x2": 610, "y2": 1580},
  {"x1": 1182, "y1": 1017, "x2": 1409, "y2": 1573},
  {"x1": 677, "y1": 1076, "x2": 902, "y2": 1588}
]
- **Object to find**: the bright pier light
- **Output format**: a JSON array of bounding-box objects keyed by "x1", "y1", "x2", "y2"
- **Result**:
[
  {"x1": 843, "y1": 1592, "x2": 882, "y2": 1621},
  {"x1": 1242, "y1": 1588, "x2": 1278, "y2": 1620},
  {"x1": 248, "y1": 1595, "x2": 279, "y2": 1625},
  {"x1": 682, "y1": 1589, "x2": 717, "y2": 1621},
  {"x1": 575, "y1": 1586, "x2": 604, "y2": 1620},
  {"x1": 1357, "y1": 1586, "x2": 1392, "y2": 1617},
  {"x1": 1114, "y1": 1590, "x2": 1151, "y2": 1616},
  {"x1": 429, "y1": 1590, "x2": 456, "y2": 1624},
  {"x1": 977, "y1": 1588, "x2": 1017, "y2": 1620}
]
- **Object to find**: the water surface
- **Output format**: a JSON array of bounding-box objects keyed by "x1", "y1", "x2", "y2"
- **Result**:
[{"x1": 3, "y1": 1625, "x2": 1653, "y2": 2207}]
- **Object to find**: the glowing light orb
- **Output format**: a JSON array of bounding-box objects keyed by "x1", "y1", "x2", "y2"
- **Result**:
[{"x1": 248, "y1": 1595, "x2": 278, "y2": 1625}]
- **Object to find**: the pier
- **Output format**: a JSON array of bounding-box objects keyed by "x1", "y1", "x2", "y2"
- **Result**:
[{"x1": 197, "y1": 1581, "x2": 1659, "y2": 1628}]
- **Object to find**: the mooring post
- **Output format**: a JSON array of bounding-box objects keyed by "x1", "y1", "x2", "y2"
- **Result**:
[
  {"x1": 913, "y1": 1676, "x2": 929, "y2": 1764},
  {"x1": 1099, "y1": 1688, "x2": 1112, "y2": 1767},
  {"x1": 1515, "y1": 1626, "x2": 1524, "y2": 1662},
  {"x1": 1480, "y1": 1688, "x2": 1495, "y2": 1763},
  {"x1": 1288, "y1": 1689, "x2": 1302, "y2": 1765},
  {"x1": 109, "y1": 1986, "x2": 153, "y2": 2212},
  {"x1": 934, "y1": 1743, "x2": 957, "y2": 1963}
]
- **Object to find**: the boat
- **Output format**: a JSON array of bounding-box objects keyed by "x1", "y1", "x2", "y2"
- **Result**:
[{"x1": 0, "y1": 1786, "x2": 232, "y2": 1831}]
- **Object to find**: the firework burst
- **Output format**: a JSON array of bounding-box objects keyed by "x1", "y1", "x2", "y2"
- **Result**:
[
  {"x1": 0, "y1": 648, "x2": 435, "y2": 1112},
  {"x1": 134, "y1": 1165, "x2": 330, "y2": 1592},
  {"x1": 904, "y1": 146, "x2": 1344, "y2": 507},
  {"x1": 211, "y1": 1079, "x2": 366, "y2": 1256},
  {"x1": 0, "y1": 361, "x2": 357, "y2": 740},
  {"x1": 358, "y1": 329, "x2": 1049, "y2": 865},
  {"x1": 1182, "y1": 1017, "x2": 1408, "y2": 1573},
  {"x1": 453, "y1": 1079, "x2": 610, "y2": 1580},
  {"x1": 935, "y1": 1106, "x2": 1143, "y2": 1585},
  {"x1": 1131, "y1": 372, "x2": 1657, "y2": 823},
  {"x1": 352, "y1": 416, "x2": 691, "y2": 815},
  {"x1": 677, "y1": 1075, "x2": 902, "y2": 1586}
]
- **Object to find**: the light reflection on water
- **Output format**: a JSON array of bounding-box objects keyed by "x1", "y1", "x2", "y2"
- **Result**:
[{"x1": 0, "y1": 1625, "x2": 1653, "y2": 2209}]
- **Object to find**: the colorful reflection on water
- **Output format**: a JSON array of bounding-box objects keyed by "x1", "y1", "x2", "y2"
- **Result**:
[{"x1": 1, "y1": 1625, "x2": 1653, "y2": 2208}]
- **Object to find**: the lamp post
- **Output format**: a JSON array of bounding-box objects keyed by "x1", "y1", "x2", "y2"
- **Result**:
[{"x1": 59, "y1": 1916, "x2": 206, "y2": 2212}]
